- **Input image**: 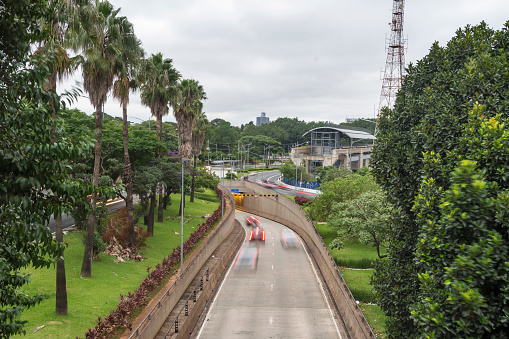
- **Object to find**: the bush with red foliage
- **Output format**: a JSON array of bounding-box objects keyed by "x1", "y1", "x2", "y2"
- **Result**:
[
  {"x1": 81, "y1": 189, "x2": 224, "y2": 339},
  {"x1": 294, "y1": 195, "x2": 313, "y2": 206},
  {"x1": 101, "y1": 207, "x2": 149, "y2": 250}
]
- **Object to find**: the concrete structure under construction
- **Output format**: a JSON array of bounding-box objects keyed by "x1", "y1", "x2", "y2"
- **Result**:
[{"x1": 290, "y1": 127, "x2": 375, "y2": 174}]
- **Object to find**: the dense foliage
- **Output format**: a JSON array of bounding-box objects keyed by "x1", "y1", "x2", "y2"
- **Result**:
[
  {"x1": 371, "y1": 21, "x2": 509, "y2": 337},
  {"x1": 327, "y1": 189, "x2": 391, "y2": 259},
  {"x1": 0, "y1": 1, "x2": 94, "y2": 335},
  {"x1": 309, "y1": 174, "x2": 379, "y2": 222}
]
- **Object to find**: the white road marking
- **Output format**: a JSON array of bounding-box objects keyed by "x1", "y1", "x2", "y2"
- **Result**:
[
  {"x1": 271, "y1": 283, "x2": 273, "y2": 291},
  {"x1": 196, "y1": 216, "x2": 249, "y2": 338},
  {"x1": 301, "y1": 236, "x2": 343, "y2": 338}
]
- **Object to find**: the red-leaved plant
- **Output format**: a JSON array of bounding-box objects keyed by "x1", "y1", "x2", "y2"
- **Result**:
[{"x1": 80, "y1": 189, "x2": 224, "y2": 338}]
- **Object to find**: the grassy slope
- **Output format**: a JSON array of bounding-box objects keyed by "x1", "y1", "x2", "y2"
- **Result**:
[
  {"x1": 316, "y1": 222, "x2": 387, "y2": 338},
  {"x1": 17, "y1": 192, "x2": 218, "y2": 338}
]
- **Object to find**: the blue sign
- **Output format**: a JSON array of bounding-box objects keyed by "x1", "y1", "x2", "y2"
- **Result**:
[{"x1": 231, "y1": 189, "x2": 239, "y2": 193}]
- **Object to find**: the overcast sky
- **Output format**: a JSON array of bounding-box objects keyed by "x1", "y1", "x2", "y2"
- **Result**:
[{"x1": 60, "y1": 0, "x2": 509, "y2": 127}]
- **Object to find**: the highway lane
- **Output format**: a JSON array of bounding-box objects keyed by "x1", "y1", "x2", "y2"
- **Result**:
[
  {"x1": 195, "y1": 210, "x2": 344, "y2": 339},
  {"x1": 246, "y1": 170, "x2": 319, "y2": 198}
]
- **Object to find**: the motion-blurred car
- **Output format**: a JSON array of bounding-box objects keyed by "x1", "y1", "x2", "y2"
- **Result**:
[
  {"x1": 245, "y1": 215, "x2": 260, "y2": 227},
  {"x1": 234, "y1": 247, "x2": 258, "y2": 271},
  {"x1": 249, "y1": 226, "x2": 265, "y2": 242},
  {"x1": 281, "y1": 229, "x2": 299, "y2": 248}
]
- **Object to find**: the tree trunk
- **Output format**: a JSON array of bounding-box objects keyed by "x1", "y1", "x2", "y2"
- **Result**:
[
  {"x1": 147, "y1": 190, "x2": 156, "y2": 236},
  {"x1": 55, "y1": 214, "x2": 68, "y2": 315},
  {"x1": 122, "y1": 102, "x2": 135, "y2": 247},
  {"x1": 46, "y1": 73, "x2": 68, "y2": 314},
  {"x1": 190, "y1": 155, "x2": 197, "y2": 203},
  {"x1": 81, "y1": 104, "x2": 103, "y2": 277},
  {"x1": 158, "y1": 191, "x2": 164, "y2": 222}
]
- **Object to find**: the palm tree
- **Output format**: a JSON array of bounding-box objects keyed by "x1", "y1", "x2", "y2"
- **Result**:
[
  {"x1": 36, "y1": 0, "x2": 95, "y2": 315},
  {"x1": 140, "y1": 53, "x2": 180, "y2": 225},
  {"x1": 172, "y1": 79, "x2": 207, "y2": 172},
  {"x1": 77, "y1": 0, "x2": 129, "y2": 277},
  {"x1": 190, "y1": 112, "x2": 209, "y2": 202},
  {"x1": 112, "y1": 19, "x2": 144, "y2": 248},
  {"x1": 141, "y1": 53, "x2": 181, "y2": 149}
]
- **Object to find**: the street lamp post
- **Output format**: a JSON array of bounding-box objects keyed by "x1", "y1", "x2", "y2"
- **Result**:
[
  {"x1": 221, "y1": 154, "x2": 224, "y2": 223},
  {"x1": 180, "y1": 158, "x2": 188, "y2": 276}
]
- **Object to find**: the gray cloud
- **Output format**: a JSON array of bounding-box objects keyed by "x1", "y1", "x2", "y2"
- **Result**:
[{"x1": 61, "y1": 0, "x2": 509, "y2": 127}]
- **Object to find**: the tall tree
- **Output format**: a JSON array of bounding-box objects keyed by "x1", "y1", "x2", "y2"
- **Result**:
[
  {"x1": 172, "y1": 79, "x2": 207, "y2": 172},
  {"x1": 77, "y1": 0, "x2": 129, "y2": 277},
  {"x1": 190, "y1": 112, "x2": 209, "y2": 202},
  {"x1": 0, "y1": 0, "x2": 91, "y2": 335},
  {"x1": 141, "y1": 53, "x2": 180, "y2": 151},
  {"x1": 371, "y1": 22, "x2": 509, "y2": 337},
  {"x1": 112, "y1": 17, "x2": 144, "y2": 247},
  {"x1": 141, "y1": 53, "x2": 180, "y2": 224},
  {"x1": 35, "y1": 0, "x2": 97, "y2": 315}
]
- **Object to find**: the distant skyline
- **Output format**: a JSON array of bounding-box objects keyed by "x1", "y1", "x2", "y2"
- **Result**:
[{"x1": 60, "y1": 0, "x2": 509, "y2": 127}]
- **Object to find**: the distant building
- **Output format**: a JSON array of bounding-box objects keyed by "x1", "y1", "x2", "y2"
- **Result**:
[
  {"x1": 290, "y1": 126, "x2": 376, "y2": 174},
  {"x1": 256, "y1": 112, "x2": 270, "y2": 126},
  {"x1": 345, "y1": 117, "x2": 359, "y2": 123}
]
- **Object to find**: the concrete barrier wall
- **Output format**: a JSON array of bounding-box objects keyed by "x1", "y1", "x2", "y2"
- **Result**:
[
  {"x1": 231, "y1": 180, "x2": 374, "y2": 339},
  {"x1": 135, "y1": 191, "x2": 236, "y2": 339},
  {"x1": 178, "y1": 221, "x2": 245, "y2": 339}
]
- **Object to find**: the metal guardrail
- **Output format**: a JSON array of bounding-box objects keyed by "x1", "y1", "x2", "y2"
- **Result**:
[
  {"x1": 128, "y1": 189, "x2": 235, "y2": 339},
  {"x1": 163, "y1": 268, "x2": 210, "y2": 338}
]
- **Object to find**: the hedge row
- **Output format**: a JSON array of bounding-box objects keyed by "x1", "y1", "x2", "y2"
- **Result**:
[{"x1": 80, "y1": 189, "x2": 224, "y2": 338}]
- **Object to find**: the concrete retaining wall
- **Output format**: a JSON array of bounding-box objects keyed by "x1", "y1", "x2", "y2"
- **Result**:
[
  {"x1": 134, "y1": 192, "x2": 236, "y2": 339},
  {"x1": 230, "y1": 180, "x2": 375, "y2": 339},
  {"x1": 177, "y1": 221, "x2": 245, "y2": 339}
]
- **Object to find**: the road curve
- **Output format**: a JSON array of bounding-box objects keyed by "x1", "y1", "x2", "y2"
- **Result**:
[{"x1": 194, "y1": 210, "x2": 344, "y2": 339}]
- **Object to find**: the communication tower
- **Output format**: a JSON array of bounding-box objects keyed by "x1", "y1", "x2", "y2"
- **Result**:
[{"x1": 376, "y1": 0, "x2": 406, "y2": 134}]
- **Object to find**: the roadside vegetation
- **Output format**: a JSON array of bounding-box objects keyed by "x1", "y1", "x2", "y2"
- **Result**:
[
  {"x1": 16, "y1": 192, "x2": 219, "y2": 338},
  {"x1": 313, "y1": 194, "x2": 388, "y2": 338}
]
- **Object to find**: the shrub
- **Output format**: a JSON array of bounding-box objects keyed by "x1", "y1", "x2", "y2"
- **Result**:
[
  {"x1": 101, "y1": 207, "x2": 149, "y2": 251},
  {"x1": 81, "y1": 189, "x2": 225, "y2": 338},
  {"x1": 294, "y1": 195, "x2": 312, "y2": 206},
  {"x1": 82, "y1": 231, "x2": 107, "y2": 259}
]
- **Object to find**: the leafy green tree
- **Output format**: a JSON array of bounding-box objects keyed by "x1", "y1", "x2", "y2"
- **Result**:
[
  {"x1": 206, "y1": 119, "x2": 240, "y2": 149},
  {"x1": 279, "y1": 162, "x2": 305, "y2": 181},
  {"x1": 411, "y1": 160, "x2": 509, "y2": 338},
  {"x1": 371, "y1": 21, "x2": 509, "y2": 337},
  {"x1": 327, "y1": 189, "x2": 391, "y2": 259},
  {"x1": 194, "y1": 167, "x2": 220, "y2": 190},
  {"x1": 315, "y1": 166, "x2": 352, "y2": 183},
  {"x1": 309, "y1": 174, "x2": 378, "y2": 222},
  {"x1": 132, "y1": 164, "x2": 162, "y2": 234},
  {"x1": 0, "y1": 0, "x2": 92, "y2": 333}
]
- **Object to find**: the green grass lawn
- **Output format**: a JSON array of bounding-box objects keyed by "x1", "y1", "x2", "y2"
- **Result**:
[
  {"x1": 16, "y1": 192, "x2": 219, "y2": 338},
  {"x1": 315, "y1": 222, "x2": 387, "y2": 338}
]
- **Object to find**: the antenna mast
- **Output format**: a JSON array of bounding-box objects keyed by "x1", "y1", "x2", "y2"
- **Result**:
[{"x1": 376, "y1": 0, "x2": 406, "y2": 134}]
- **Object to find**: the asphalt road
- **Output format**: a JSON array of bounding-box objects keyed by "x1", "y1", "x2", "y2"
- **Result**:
[
  {"x1": 246, "y1": 170, "x2": 319, "y2": 198},
  {"x1": 46, "y1": 197, "x2": 126, "y2": 233},
  {"x1": 195, "y1": 210, "x2": 344, "y2": 339}
]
